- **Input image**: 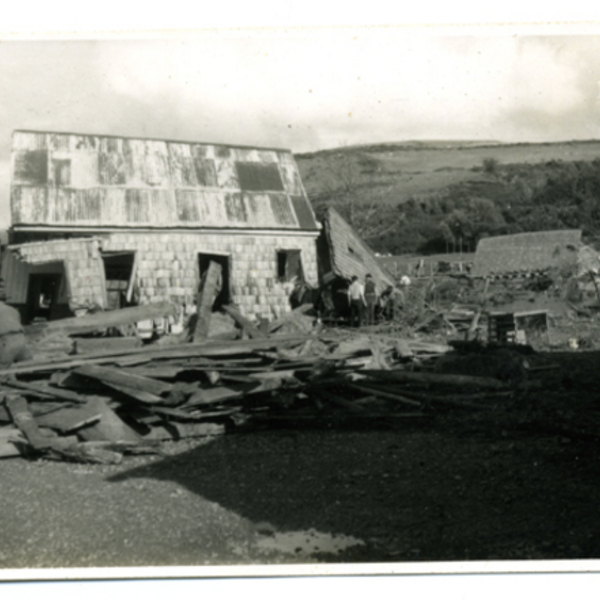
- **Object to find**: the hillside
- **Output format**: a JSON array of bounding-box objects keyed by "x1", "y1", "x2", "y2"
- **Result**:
[{"x1": 296, "y1": 140, "x2": 600, "y2": 255}]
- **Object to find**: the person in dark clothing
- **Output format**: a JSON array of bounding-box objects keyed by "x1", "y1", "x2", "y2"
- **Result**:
[{"x1": 364, "y1": 274, "x2": 378, "y2": 326}]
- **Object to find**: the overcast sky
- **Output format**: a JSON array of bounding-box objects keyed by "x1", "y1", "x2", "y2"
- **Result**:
[{"x1": 1, "y1": 30, "x2": 600, "y2": 226}]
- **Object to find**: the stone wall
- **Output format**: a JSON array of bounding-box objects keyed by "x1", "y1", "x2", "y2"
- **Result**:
[
  {"x1": 102, "y1": 232, "x2": 319, "y2": 320},
  {"x1": 8, "y1": 231, "x2": 319, "y2": 321},
  {"x1": 7, "y1": 238, "x2": 105, "y2": 311}
]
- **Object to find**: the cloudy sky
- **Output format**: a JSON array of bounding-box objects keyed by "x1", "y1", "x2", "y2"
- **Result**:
[{"x1": 0, "y1": 29, "x2": 600, "y2": 226}]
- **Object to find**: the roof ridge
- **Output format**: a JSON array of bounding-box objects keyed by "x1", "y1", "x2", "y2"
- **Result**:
[{"x1": 12, "y1": 129, "x2": 291, "y2": 154}]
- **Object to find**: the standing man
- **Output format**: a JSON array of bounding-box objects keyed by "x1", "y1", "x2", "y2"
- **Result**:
[
  {"x1": 347, "y1": 275, "x2": 366, "y2": 328},
  {"x1": 364, "y1": 273, "x2": 378, "y2": 326}
]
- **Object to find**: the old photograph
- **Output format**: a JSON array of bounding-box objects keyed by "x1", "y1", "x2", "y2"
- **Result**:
[{"x1": 1, "y1": 26, "x2": 600, "y2": 580}]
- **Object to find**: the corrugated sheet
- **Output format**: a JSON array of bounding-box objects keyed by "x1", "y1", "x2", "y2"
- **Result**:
[
  {"x1": 11, "y1": 130, "x2": 319, "y2": 231},
  {"x1": 236, "y1": 162, "x2": 284, "y2": 192},
  {"x1": 472, "y1": 230, "x2": 582, "y2": 277},
  {"x1": 278, "y1": 163, "x2": 303, "y2": 196},
  {"x1": 224, "y1": 193, "x2": 248, "y2": 222},
  {"x1": 13, "y1": 150, "x2": 48, "y2": 184},
  {"x1": 12, "y1": 131, "x2": 48, "y2": 150},
  {"x1": 322, "y1": 207, "x2": 394, "y2": 293},
  {"x1": 290, "y1": 195, "x2": 318, "y2": 230},
  {"x1": 269, "y1": 194, "x2": 297, "y2": 226}
]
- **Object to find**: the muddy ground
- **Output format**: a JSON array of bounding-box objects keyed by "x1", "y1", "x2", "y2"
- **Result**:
[{"x1": 2, "y1": 348, "x2": 600, "y2": 570}]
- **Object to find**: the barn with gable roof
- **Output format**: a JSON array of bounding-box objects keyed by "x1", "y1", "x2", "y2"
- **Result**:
[{"x1": 3, "y1": 130, "x2": 320, "y2": 326}]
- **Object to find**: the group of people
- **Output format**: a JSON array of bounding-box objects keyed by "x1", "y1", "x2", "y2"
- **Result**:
[{"x1": 347, "y1": 273, "x2": 410, "y2": 327}]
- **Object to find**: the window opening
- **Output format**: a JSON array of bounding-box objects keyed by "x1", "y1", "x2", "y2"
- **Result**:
[
  {"x1": 277, "y1": 249, "x2": 304, "y2": 283},
  {"x1": 101, "y1": 252, "x2": 137, "y2": 310}
]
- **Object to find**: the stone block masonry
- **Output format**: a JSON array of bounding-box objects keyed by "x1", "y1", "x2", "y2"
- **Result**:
[
  {"x1": 101, "y1": 232, "x2": 319, "y2": 321},
  {"x1": 10, "y1": 238, "x2": 106, "y2": 311},
  {"x1": 9, "y1": 231, "x2": 319, "y2": 321}
]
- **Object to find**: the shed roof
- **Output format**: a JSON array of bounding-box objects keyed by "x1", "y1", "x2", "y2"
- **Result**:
[
  {"x1": 472, "y1": 230, "x2": 582, "y2": 277},
  {"x1": 321, "y1": 207, "x2": 394, "y2": 291},
  {"x1": 10, "y1": 130, "x2": 318, "y2": 232}
]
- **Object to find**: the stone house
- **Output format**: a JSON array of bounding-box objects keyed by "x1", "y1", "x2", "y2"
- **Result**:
[{"x1": 3, "y1": 130, "x2": 320, "y2": 326}]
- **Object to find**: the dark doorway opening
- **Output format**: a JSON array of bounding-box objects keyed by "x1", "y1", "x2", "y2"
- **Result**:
[
  {"x1": 26, "y1": 272, "x2": 63, "y2": 323},
  {"x1": 198, "y1": 253, "x2": 231, "y2": 310},
  {"x1": 102, "y1": 252, "x2": 137, "y2": 310}
]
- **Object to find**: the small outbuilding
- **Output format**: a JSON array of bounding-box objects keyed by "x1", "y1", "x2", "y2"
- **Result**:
[{"x1": 316, "y1": 207, "x2": 394, "y2": 316}]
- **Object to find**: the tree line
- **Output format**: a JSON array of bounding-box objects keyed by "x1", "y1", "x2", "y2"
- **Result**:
[{"x1": 310, "y1": 157, "x2": 600, "y2": 256}]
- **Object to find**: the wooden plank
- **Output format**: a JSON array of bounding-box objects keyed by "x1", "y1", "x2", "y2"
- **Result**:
[
  {"x1": 6, "y1": 395, "x2": 54, "y2": 450},
  {"x1": 74, "y1": 337, "x2": 143, "y2": 355},
  {"x1": 0, "y1": 426, "x2": 27, "y2": 457},
  {"x1": 0, "y1": 334, "x2": 316, "y2": 376},
  {"x1": 184, "y1": 379, "x2": 281, "y2": 408},
  {"x1": 146, "y1": 404, "x2": 240, "y2": 421},
  {"x1": 73, "y1": 364, "x2": 173, "y2": 396},
  {"x1": 268, "y1": 304, "x2": 314, "y2": 333},
  {"x1": 193, "y1": 261, "x2": 222, "y2": 341},
  {"x1": 221, "y1": 305, "x2": 267, "y2": 339},
  {"x1": 185, "y1": 386, "x2": 244, "y2": 406},
  {"x1": 89, "y1": 381, "x2": 164, "y2": 405},
  {"x1": 34, "y1": 401, "x2": 103, "y2": 433},
  {"x1": 43, "y1": 302, "x2": 178, "y2": 336},
  {"x1": 125, "y1": 365, "x2": 187, "y2": 378},
  {"x1": 247, "y1": 369, "x2": 301, "y2": 381},
  {"x1": 144, "y1": 422, "x2": 226, "y2": 441},
  {"x1": 75, "y1": 396, "x2": 143, "y2": 443},
  {"x1": 1, "y1": 378, "x2": 89, "y2": 403}
]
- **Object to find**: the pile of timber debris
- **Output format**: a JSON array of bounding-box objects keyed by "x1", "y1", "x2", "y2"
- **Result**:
[{"x1": 0, "y1": 301, "x2": 518, "y2": 464}]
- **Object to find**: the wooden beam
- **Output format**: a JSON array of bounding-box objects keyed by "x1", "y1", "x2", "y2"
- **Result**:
[
  {"x1": 72, "y1": 365, "x2": 171, "y2": 404},
  {"x1": 42, "y1": 302, "x2": 178, "y2": 337},
  {"x1": 6, "y1": 395, "x2": 54, "y2": 450},
  {"x1": 193, "y1": 261, "x2": 222, "y2": 341},
  {"x1": 75, "y1": 397, "x2": 143, "y2": 443},
  {"x1": 0, "y1": 334, "x2": 316, "y2": 376},
  {"x1": 34, "y1": 402, "x2": 103, "y2": 433},
  {"x1": 1, "y1": 378, "x2": 89, "y2": 403},
  {"x1": 74, "y1": 337, "x2": 143, "y2": 355},
  {"x1": 221, "y1": 305, "x2": 267, "y2": 339},
  {"x1": 267, "y1": 304, "x2": 314, "y2": 333}
]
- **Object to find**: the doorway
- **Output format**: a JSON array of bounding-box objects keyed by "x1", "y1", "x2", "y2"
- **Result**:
[
  {"x1": 198, "y1": 253, "x2": 231, "y2": 310},
  {"x1": 26, "y1": 272, "x2": 63, "y2": 323}
]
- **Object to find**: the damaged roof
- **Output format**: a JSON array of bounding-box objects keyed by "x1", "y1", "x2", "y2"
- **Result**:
[
  {"x1": 472, "y1": 230, "x2": 582, "y2": 277},
  {"x1": 320, "y1": 207, "x2": 394, "y2": 291},
  {"x1": 10, "y1": 130, "x2": 319, "y2": 231}
]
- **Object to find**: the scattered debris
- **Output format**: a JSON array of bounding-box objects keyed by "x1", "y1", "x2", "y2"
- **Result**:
[{"x1": 0, "y1": 296, "x2": 541, "y2": 464}]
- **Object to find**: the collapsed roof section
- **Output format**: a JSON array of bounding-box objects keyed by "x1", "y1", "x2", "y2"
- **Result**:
[
  {"x1": 472, "y1": 230, "x2": 583, "y2": 278},
  {"x1": 10, "y1": 130, "x2": 319, "y2": 232},
  {"x1": 317, "y1": 207, "x2": 394, "y2": 293}
]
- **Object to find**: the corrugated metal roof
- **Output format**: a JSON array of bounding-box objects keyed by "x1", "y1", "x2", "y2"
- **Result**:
[
  {"x1": 472, "y1": 230, "x2": 582, "y2": 277},
  {"x1": 322, "y1": 207, "x2": 394, "y2": 293},
  {"x1": 10, "y1": 130, "x2": 319, "y2": 231}
]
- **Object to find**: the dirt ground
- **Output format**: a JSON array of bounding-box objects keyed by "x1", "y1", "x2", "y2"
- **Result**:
[{"x1": 2, "y1": 347, "x2": 600, "y2": 570}]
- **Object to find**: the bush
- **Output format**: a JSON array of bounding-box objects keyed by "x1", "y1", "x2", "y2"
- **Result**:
[{"x1": 482, "y1": 157, "x2": 500, "y2": 176}]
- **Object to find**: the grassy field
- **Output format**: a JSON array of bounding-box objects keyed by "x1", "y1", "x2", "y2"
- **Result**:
[{"x1": 296, "y1": 140, "x2": 600, "y2": 206}]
